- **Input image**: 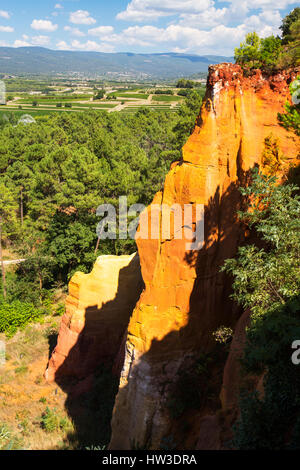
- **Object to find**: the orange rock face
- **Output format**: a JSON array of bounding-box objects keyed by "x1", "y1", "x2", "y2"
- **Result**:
[
  {"x1": 109, "y1": 64, "x2": 300, "y2": 449},
  {"x1": 46, "y1": 253, "x2": 143, "y2": 382}
]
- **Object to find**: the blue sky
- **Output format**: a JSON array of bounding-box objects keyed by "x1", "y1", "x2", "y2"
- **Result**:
[{"x1": 0, "y1": 1, "x2": 298, "y2": 56}]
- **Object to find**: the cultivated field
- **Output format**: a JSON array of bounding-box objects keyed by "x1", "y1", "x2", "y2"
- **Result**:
[{"x1": 1, "y1": 78, "x2": 206, "y2": 118}]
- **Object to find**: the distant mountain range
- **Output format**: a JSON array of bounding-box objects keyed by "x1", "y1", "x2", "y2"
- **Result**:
[{"x1": 0, "y1": 47, "x2": 233, "y2": 80}]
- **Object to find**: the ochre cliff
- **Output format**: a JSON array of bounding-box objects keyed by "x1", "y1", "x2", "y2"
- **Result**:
[
  {"x1": 109, "y1": 64, "x2": 300, "y2": 449},
  {"x1": 46, "y1": 253, "x2": 143, "y2": 382},
  {"x1": 46, "y1": 63, "x2": 299, "y2": 450}
]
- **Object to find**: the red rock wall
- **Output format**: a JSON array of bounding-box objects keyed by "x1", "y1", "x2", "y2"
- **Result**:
[
  {"x1": 46, "y1": 253, "x2": 143, "y2": 382},
  {"x1": 109, "y1": 63, "x2": 300, "y2": 450}
]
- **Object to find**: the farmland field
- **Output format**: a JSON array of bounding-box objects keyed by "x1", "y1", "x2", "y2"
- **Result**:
[
  {"x1": 152, "y1": 95, "x2": 183, "y2": 102},
  {"x1": 0, "y1": 78, "x2": 206, "y2": 119},
  {"x1": 107, "y1": 93, "x2": 149, "y2": 100}
]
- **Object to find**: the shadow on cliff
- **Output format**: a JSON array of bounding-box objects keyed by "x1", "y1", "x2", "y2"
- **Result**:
[
  {"x1": 53, "y1": 170, "x2": 261, "y2": 450},
  {"x1": 121, "y1": 162, "x2": 300, "y2": 450},
  {"x1": 145, "y1": 174, "x2": 251, "y2": 360},
  {"x1": 108, "y1": 174, "x2": 260, "y2": 450},
  {"x1": 51, "y1": 256, "x2": 144, "y2": 449}
]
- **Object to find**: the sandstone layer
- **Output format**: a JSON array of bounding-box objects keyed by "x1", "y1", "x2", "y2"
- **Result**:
[
  {"x1": 46, "y1": 253, "x2": 143, "y2": 382},
  {"x1": 109, "y1": 64, "x2": 300, "y2": 449}
]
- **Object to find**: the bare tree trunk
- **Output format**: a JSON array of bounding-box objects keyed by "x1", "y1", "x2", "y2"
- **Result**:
[
  {"x1": 0, "y1": 216, "x2": 7, "y2": 299},
  {"x1": 39, "y1": 273, "x2": 42, "y2": 303},
  {"x1": 95, "y1": 237, "x2": 100, "y2": 254},
  {"x1": 20, "y1": 186, "x2": 23, "y2": 226}
]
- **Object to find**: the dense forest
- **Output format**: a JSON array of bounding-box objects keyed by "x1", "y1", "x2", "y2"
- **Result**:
[{"x1": 0, "y1": 89, "x2": 202, "y2": 326}]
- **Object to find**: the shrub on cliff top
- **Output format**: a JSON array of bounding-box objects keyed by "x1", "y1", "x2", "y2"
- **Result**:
[
  {"x1": 280, "y1": 7, "x2": 300, "y2": 44},
  {"x1": 235, "y1": 8, "x2": 300, "y2": 70},
  {"x1": 234, "y1": 32, "x2": 283, "y2": 71}
]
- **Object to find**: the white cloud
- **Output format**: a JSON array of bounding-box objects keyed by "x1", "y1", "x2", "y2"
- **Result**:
[
  {"x1": 56, "y1": 40, "x2": 68, "y2": 50},
  {"x1": 117, "y1": 0, "x2": 213, "y2": 21},
  {"x1": 11, "y1": 35, "x2": 51, "y2": 48},
  {"x1": 101, "y1": 26, "x2": 159, "y2": 47},
  {"x1": 31, "y1": 19, "x2": 58, "y2": 32},
  {"x1": 0, "y1": 26, "x2": 14, "y2": 32},
  {"x1": 261, "y1": 9, "x2": 282, "y2": 24},
  {"x1": 243, "y1": 10, "x2": 282, "y2": 36},
  {"x1": 56, "y1": 39, "x2": 115, "y2": 53},
  {"x1": 69, "y1": 10, "x2": 96, "y2": 25},
  {"x1": 0, "y1": 40, "x2": 9, "y2": 46},
  {"x1": 0, "y1": 10, "x2": 10, "y2": 19},
  {"x1": 177, "y1": 1, "x2": 251, "y2": 30},
  {"x1": 172, "y1": 46, "x2": 189, "y2": 53},
  {"x1": 88, "y1": 26, "x2": 114, "y2": 37},
  {"x1": 228, "y1": 0, "x2": 297, "y2": 8},
  {"x1": 116, "y1": 0, "x2": 296, "y2": 28},
  {"x1": 55, "y1": 3, "x2": 63, "y2": 8},
  {"x1": 31, "y1": 35, "x2": 51, "y2": 46},
  {"x1": 110, "y1": 0, "x2": 292, "y2": 54},
  {"x1": 14, "y1": 39, "x2": 31, "y2": 47},
  {"x1": 178, "y1": 7, "x2": 228, "y2": 29},
  {"x1": 64, "y1": 26, "x2": 85, "y2": 37},
  {"x1": 99, "y1": 23, "x2": 248, "y2": 55},
  {"x1": 71, "y1": 39, "x2": 115, "y2": 52}
]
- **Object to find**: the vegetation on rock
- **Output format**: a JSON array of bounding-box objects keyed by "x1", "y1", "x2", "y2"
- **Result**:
[
  {"x1": 235, "y1": 8, "x2": 300, "y2": 70},
  {"x1": 222, "y1": 168, "x2": 300, "y2": 449}
]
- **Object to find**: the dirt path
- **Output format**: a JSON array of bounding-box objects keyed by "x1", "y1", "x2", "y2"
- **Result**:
[{"x1": 2, "y1": 259, "x2": 25, "y2": 266}]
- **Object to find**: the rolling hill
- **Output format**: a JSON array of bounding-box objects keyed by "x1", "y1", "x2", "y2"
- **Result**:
[{"x1": 0, "y1": 47, "x2": 233, "y2": 79}]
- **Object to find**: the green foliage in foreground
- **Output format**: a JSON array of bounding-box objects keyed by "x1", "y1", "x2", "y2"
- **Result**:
[
  {"x1": 232, "y1": 296, "x2": 300, "y2": 450},
  {"x1": 278, "y1": 78, "x2": 300, "y2": 136},
  {"x1": 222, "y1": 170, "x2": 300, "y2": 449},
  {"x1": 0, "y1": 422, "x2": 23, "y2": 450},
  {"x1": 222, "y1": 170, "x2": 300, "y2": 317},
  {"x1": 40, "y1": 407, "x2": 73, "y2": 433},
  {"x1": 0, "y1": 298, "x2": 41, "y2": 337}
]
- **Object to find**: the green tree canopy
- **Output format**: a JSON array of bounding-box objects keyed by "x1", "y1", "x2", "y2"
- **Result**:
[{"x1": 280, "y1": 7, "x2": 300, "y2": 44}]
